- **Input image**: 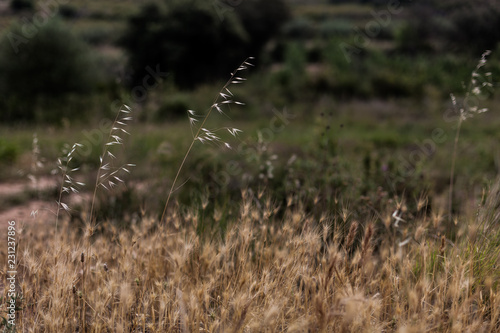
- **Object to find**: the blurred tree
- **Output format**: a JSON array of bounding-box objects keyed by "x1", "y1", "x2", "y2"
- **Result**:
[
  {"x1": 395, "y1": 5, "x2": 437, "y2": 53},
  {"x1": 328, "y1": 0, "x2": 387, "y2": 4},
  {"x1": 398, "y1": 0, "x2": 500, "y2": 54},
  {"x1": 120, "y1": 0, "x2": 290, "y2": 90},
  {"x1": 281, "y1": 17, "x2": 316, "y2": 40},
  {"x1": 10, "y1": 0, "x2": 34, "y2": 12},
  {"x1": 0, "y1": 18, "x2": 96, "y2": 122},
  {"x1": 447, "y1": 2, "x2": 500, "y2": 53},
  {"x1": 231, "y1": 0, "x2": 290, "y2": 56},
  {"x1": 120, "y1": 0, "x2": 248, "y2": 90}
]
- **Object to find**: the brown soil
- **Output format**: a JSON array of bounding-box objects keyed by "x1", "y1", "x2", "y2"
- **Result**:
[{"x1": 0, "y1": 176, "x2": 59, "y2": 231}]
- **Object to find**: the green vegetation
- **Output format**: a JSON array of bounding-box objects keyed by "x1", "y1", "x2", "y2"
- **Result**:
[
  {"x1": 0, "y1": 0, "x2": 498, "y2": 122},
  {"x1": 1, "y1": 0, "x2": 500, "y2": 331},
  {"x1": 0, "y1": 17, "x2": 98, "y2": 122},
  {"x1": 0, "y1": 139, "x2": 18, "y2": 164},
  {"x1": 120, "y1": 0, "x2": 288, "y2": 89},
  {"x1": 10, "y1": 0, "x2": 34, "y2": 12},
  {"x1": 120, "y1": 1, "x2": 244, "y2": 89}
]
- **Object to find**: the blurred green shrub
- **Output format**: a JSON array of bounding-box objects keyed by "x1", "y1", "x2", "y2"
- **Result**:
[
  {"x1": 285, "y1": 42, "x2": 307, "y2": 77},
  {"x1": 120, "y1": 1, "x2": 247, "y2": 89},
  {"x1": 10, "y1": 0, "x2": 33, "y2": 12},
  {"x1": 0, "y1": 140, "x2": 19, "y2": 163},
  {"x1": 0, "y1": 17, "x2": 97, "y2": 122},
  {"x1": 269, "y1": 42, "x2": 308, "y2": 100},
  {"x1": 399, "y1": 1, "x2": 500, "y2": 54},
  {"x1": 121, "y1": 0, "x2": 289, "y2": 90},
  {"x1": 282, "y1": 17, "x2": 316, "y2": 40},
  {"x1": 231, "y1": 0, "x2": 290, "y2": 56},
  {"x1": 447, "y1": 2, "x2": 500, "y2": 53},
  {"x1": 319, "y1": 19, "x2": 352, "y2": 38},
  {"x1": 394, "y1": 6, "x2": 437, "y2": 53},
  {"x1": 328, "y1": 0, "x2": 389, "y2": 4},
  {"x1": 78, "y1": 24, "x2": 118, "y2": 45},
  {"x1": 370, "y1": 72, "x2": 422, "y2": 98},
  {"x1": 58, "y1": 4, "x2": 80, "y2": 19},
  {"x1": 156, "y1": 95, "x2": 191, "y2": 121}
]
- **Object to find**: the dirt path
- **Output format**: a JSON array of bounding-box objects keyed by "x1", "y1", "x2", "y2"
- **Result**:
[
  {"x1": 0, "y1": 200, "x2": 58, "y2": 230},
  {"x1": 0, "y1": 175, "x2": 146, "y2": 232},
  {"x1": 0, "y1": 176, "x2": 59, "y2": 231}
]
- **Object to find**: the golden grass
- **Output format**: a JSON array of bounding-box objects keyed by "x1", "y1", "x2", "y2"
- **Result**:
[
  {"x1": 3, "y1": 185, "x2": 500, "y2": 332},
  {"x1": 1, "y1": 52, "x2": 498, "y2": 333}
]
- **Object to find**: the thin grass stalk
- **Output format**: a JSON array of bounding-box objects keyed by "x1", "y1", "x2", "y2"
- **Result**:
[
  {"x1": 160, "y1": 57, "x2": 253, "y2": 223},
  {"x1": 55, "y1": 143, "x2": 84, "y2": 238},
  {"x1": 448, "y1": 117, "x2": 462, "y2": 223},
  {"x1": 81, "y1": 252, "x2": 86, "y2": 332},
  {"x1": 161, "y1": 139, "x2": 196, "y2": 224},
  {"x1": 89, "y1": 107, "x2": 129, "y2": 224},
  {"x1": 83, "y1": 105, "x2": 132, "y2": 330},
  {"x1": 448, "y1": 50, "x2": 491, "y2": 222},
  {"x1": 55, "y1": 158, "x2": 70, "y2": 235}
]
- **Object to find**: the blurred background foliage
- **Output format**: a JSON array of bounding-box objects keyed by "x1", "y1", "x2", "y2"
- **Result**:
[
  {"x1": 0, "y1": 0, "x2": 498, "y2": 123},
  {"x1": 119, "y1": 1, "x2": 249, "y2": 89},
  {"x1": 0, "y1": 0, "x2": 500, "y2": 122},
  {"x1": 0, "y1": 17, "x2": 98, "y2": 122},
  {"x1": 0, "y1": 0, "x2": 500, "y2": 226}
]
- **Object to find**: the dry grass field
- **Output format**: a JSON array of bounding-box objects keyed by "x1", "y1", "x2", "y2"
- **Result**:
[
  {"x1": 1, "y1": 2, "x2": 500, "y2": 331},
  {"x1": 1, "y1": 58, "x2": 500, "y2": 332},
  {"x1": 3, "y1": 182, "x2": 500, "y2": 332}
]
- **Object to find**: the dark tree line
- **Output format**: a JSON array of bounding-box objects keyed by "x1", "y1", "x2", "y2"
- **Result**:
[
  {"x1": 120, "y1": 0, "x2": 290, "y2": 89},
  {"x1": 0, "y1": 0, "x2": 290, "y2": 122}
]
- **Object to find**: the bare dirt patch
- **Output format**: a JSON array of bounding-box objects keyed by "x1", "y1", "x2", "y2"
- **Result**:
[
  {"x1": 0, "y1": 176, "x2": 59, "y2": 230},
  {"x1": 0, "y1": 200, "x2": 57, "y2": 231}
]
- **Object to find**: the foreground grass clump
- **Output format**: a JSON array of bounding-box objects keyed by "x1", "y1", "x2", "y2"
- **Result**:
[{"x1": 3, "y1": 185, "x2": 500, "y2": 332}]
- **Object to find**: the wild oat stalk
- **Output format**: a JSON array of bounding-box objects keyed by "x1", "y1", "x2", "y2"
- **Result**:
[
  {"x1": 448, "y1": 50, "x2": 493, "y2": 222},
  {"x1": 55, "y1": 143, "x2": 85, "y2": 234},
  {"x1": 81, "y1": 104, "x2": 134, "y2": 332},
  {"x1": 160, "y1": 57, "x2": 254, "y2": 223},
  {"x1": 89, "y1": 104, "x2": 135, "y2": 225}
]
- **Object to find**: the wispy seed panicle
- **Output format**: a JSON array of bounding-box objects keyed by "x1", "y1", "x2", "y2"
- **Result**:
[
  {"x1": 89, "y1": 105, "x2": 135, "y2": 224},
  {"x1": 189, "y1": 117, "x2": 198, "y2": 127},
  {"x1": 228, "y1": 128, "x2": 242, "y2": 137},
  {"x1": 60, "y1": 202, "x2": 70, "y2": 212},
  {"x1": 161, "y1": 57, "x2": 254, "y2": 223},
  {"x1": 453, "y1": 50, "x2": 493, "y2": 121},
  {"x1": 55, "y1": 142, "x2": 85, "y2": 232},
  {"x1": 214, "y1": 104, "x2": 225, "y2": 115},
  {"x1": 448, "y1": 51, "x2": 494, "y2": 223}
]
